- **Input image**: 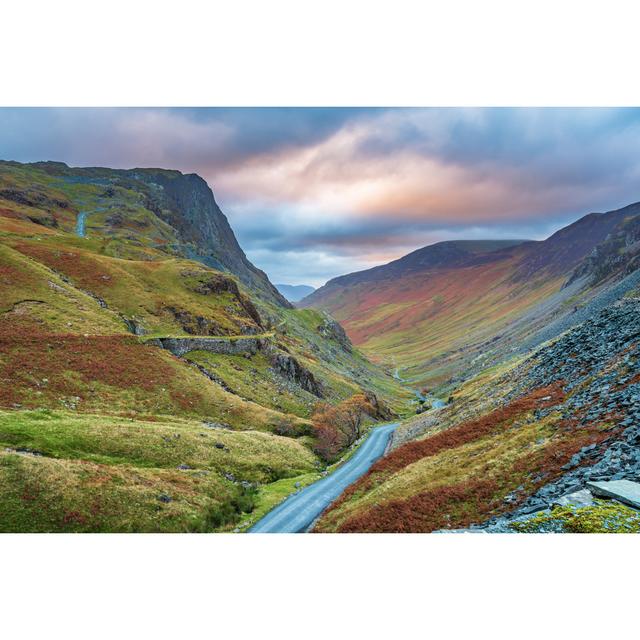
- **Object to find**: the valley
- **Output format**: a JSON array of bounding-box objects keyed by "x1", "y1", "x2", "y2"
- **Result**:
[
  {"x1": 304, "y1": 203, "x2": 640, "y2": 533},
  {"x1": 2, "y1": 157, "x2": 640, "y2": 533},
  {"x1": 303, "y1": 205, "x2": 640, "y2": 391}
]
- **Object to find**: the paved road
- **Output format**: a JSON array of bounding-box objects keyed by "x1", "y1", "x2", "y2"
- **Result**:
[{"x1": 249, "y1": 422, "x2": 399, "y2": 533}]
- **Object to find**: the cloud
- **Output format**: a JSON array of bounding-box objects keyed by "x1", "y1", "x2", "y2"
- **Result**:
[
  {"x1": 2, "y1": 107, "x2": 640, "y2": 285},
  {"x1": 0, "y1": 107, "x2": 370, "y2": 173},
  {"x1": 213, "y1": 107, "x2": 640, "y2": 224}
]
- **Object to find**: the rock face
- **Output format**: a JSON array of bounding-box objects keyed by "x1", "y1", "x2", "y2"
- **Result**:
[
  {"x1": 138, "y1": 171, "x2": 290, "y2": 307},
  {"x1": 317, "y1": 316, "x2": 353, "y2": 353},
  {"x1": 269, "y1": 353, "x2": 323, "y2": 397},
  {"x1": 362, "y1": 389, "x2": 393, "y2": 420}
]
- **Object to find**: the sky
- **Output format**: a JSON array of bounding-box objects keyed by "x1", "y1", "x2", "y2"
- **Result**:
[{"x1": 2, "y1": 107, "x2": 640, "y2": 287}]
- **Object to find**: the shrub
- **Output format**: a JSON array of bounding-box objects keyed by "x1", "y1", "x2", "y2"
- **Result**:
[{"x1": 312, "y1": 394, "x2": 376, "y2": 462}]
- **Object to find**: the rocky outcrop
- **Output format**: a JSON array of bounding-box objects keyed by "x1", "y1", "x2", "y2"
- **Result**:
[
  {"x1": 362, "y1": 389, "x2": 393, "y2": 420},
  {"x1": 136, "y1": 170, "x2": 291, "y2": 307},
  {"x1": 566, "y1": 208, "x2": 640, "y2": 287},
  {"x1": 269, "y1": 353, "x2": 323, "y2": 397},
  {"x1": 317, "y1": 316, "x2": 352, "y2": 353},
  {"x1": 0, "y1": 187, "x2": 72, "y2": 213},
  {"x1": 513, "y1": 205, "x2": 639, "y2": 283},
  {"x1": 165, "y1": 307, "x2": 223, "y2": 336},
  {"x1": 191, "y1": 362, "x2": 237, "y2": 394},
  {"x1": 180, "y1": 269, "x2": 263, "y2": 328}
]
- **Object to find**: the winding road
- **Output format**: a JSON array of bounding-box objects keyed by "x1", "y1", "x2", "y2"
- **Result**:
[{"x1": 249, "y1": 422, "x2": 399, "y2": 533}]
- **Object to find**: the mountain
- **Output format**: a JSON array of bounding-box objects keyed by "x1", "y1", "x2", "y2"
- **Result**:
[
  {"x1": 4, "y1": 156, "x2": 639, "y2": 534},
  {"x1": 316, "y1": 240, "x2": 529, "y2": 289},
  {"x1": 302, "y1": 203, "x2": 640, "y2": 389},
  {"x1": 0, "y1": 159, "x2": 407, "y2": 532},
  {"x1": 275, "y1": 283, "x2": 316, "y2": 303},
  {"x1": 0, "y1": 160, "x2": 289, "y2": 306}
]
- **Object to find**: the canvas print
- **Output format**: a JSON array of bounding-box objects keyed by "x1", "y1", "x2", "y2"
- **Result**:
[{"x1": 1, "y1": 107, "x2": 639, "y2": 533}]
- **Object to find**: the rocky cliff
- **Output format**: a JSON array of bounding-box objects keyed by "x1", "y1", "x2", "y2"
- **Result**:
[
  {"x1": 137, "y1": 170, "x2": 290, "y2": 306},
  {"x1": 566, "y1": 203, "x2": 640, "y2": 287}
]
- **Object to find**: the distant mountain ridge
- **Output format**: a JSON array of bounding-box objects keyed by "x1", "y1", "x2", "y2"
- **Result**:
[
  {"x1": 302, "y1": 202, "x2": 640, "y2": 388},
  {"x1": 275, "y1": 283, "x2": 316, "y2": 302},
  {"x1": 308, "y1": 239, "x2": 529, "y2": 292}
]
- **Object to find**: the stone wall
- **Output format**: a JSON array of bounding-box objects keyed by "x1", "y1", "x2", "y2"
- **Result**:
[
  {"x1": 147, "y1": 336, "x2": 268, "y2": 358},
  {"x1": 148, "y1": 335, "x2": 324, "y2": 397}
]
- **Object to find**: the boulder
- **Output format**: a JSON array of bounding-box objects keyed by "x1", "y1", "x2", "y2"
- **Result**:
[{"x1": 587, "y1": 479, "x2": 640, "y2": 509}]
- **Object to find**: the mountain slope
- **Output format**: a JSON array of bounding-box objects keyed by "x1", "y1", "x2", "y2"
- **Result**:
[
  {"x1": 316, "y1": 297, "x2": 640, "y2": 533},
  {"x1": 0, "y1": 160, "x2": 289, "y2": 306},
  {"x1": 302, "y1": 204, "x2": 640, "y2": 389},
  {"x1": 0, "y1": 159, "x2": 407, "y2": 532}
]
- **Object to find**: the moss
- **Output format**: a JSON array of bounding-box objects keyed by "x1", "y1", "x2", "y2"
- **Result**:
[{"x1": 511, "y1": 500, "x2": 640, "y2": 533}]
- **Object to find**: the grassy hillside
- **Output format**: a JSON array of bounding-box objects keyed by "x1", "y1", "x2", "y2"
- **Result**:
[
  {"x1": 307, "y1": 251, "x2": 563, "y2": 389},
  {"x1": 0, "y1": 409, "x2": 316, "y2": 532},
  {"x1": 0, "y1": 160, "x2": 407, "y2": 532},
  {"x1": 5, "y1": 236, "x2": 263, "y2": 337}
]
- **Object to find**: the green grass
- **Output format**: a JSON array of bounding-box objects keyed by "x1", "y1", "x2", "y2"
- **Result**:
[
  {"x1": 0, "y1": 409, "x2": 319, "y2": 532},
  {"x1": 0, "y1": 333, "x2": 313, "y2": 432},
  {"x1": 0, "y1": 243, "x2": 124, "y2": 335},
  {"x1": 184, "y1": 350, "x2": 318, "y2": 418},
  {"x1": 0, "y1": 409, "x2": 316, "y2": 480},
  {"x1": 7, "y1": 238, "x2": 261, "y2": 336}
]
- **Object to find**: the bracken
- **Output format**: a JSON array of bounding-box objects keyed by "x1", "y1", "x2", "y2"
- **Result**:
[{"x1": 336, "y1": 479, "x2": 500, "y2": 533}]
